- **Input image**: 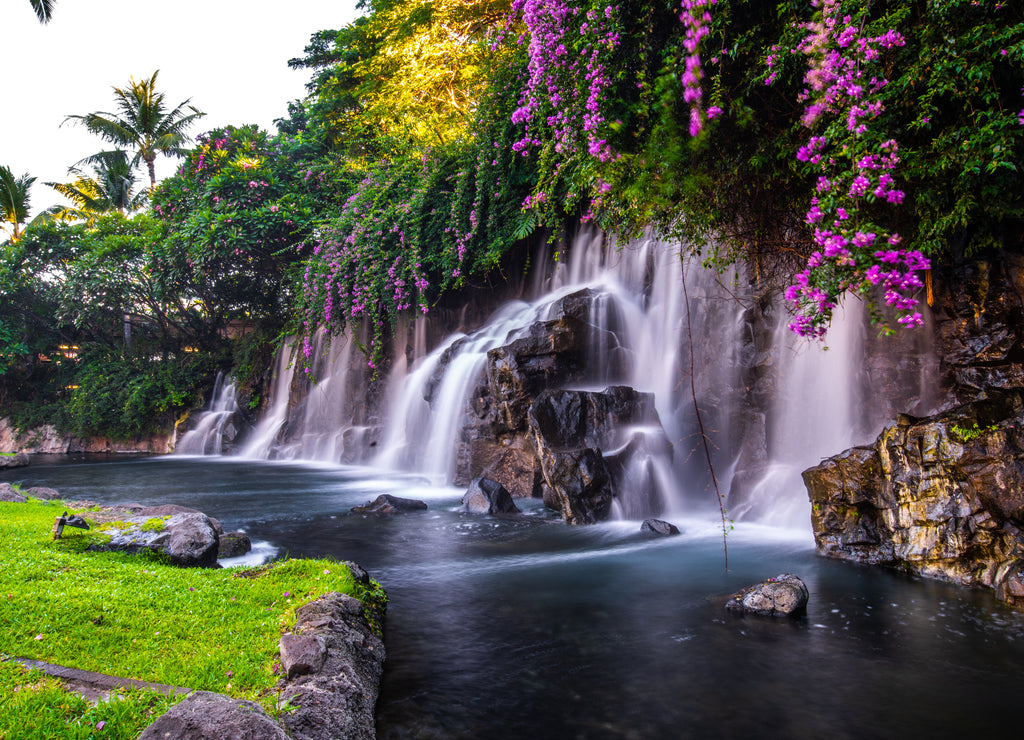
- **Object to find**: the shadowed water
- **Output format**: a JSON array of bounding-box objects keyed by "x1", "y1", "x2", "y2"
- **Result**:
[{"x1": 7, "y1": 455, "x2": 1024, "y2": 739}]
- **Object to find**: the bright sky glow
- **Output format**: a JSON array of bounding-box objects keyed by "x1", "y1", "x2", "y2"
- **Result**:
[{"x1": 1, "y1": 0, "x2": 360, "y2": 215}]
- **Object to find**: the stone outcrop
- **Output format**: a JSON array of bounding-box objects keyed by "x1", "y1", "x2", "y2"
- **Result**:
[
  {"x1": 462, "y1": 478, "x2": 520, "y2": 515},
  {"x1": 0, "y1": 418, "x2": 171, "y2": 454},
  {"x1": 277, "y1": 592, "x2": 386, "y2": 740},
  {"x1": 804, "y1": 392, "x2": 1024, "y2": 608},
  {"x1": 725, "y1": 574, "x2": 809, "y2": 617}
]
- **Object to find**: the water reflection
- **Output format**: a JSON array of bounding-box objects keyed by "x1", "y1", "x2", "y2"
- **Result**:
[{"x1": 6, "y1": 456, "x2": 1024, "y2": 739}]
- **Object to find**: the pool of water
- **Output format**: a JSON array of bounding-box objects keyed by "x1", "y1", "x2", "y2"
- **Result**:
[{"x1": 6, "y1": 455, "x2": 1024, "y2": 739}]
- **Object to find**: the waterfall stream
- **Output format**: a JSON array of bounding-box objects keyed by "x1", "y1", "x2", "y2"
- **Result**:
[{"x1": 179, "y1": 230, "x2": 936, "y2": 527}]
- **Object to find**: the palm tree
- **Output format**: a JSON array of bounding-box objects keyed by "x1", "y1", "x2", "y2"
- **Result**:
[
  {"x1": 44, "y1": 151, "x2": 146, "y2": 223},
  {"x1": 65, "y1": 71, "x2": 205, "y2": 192},
  {"x1": 29, "y1": 0, "x2": 55, "y2": 23},
  {"x1": 0, "y1": 166, "x2": 36, "y2": 244}
]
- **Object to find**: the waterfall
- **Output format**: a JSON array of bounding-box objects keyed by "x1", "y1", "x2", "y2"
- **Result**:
[
  {"x1": 196, "y1": 229, "x2": 935, "y2": 526},
  {"x1": 175, "y1": 373, "x2": 243, "y2": 455}
]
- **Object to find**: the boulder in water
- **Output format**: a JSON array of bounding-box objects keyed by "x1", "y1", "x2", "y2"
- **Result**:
[
  {"x1": 641, "y1": 519, "x2": 680, "y2": 537},
  {"x1": 725, "y1": 574, "x2": 809, "y2": 617},
  {"x1": 462, "y1": 478, "x2": 520, "y2": 515},
  {"x1": 351, "y1": 494, "x2": 427, "y2": 515},
  {"x1": 218, "y1": 531, "x2": 253, "y2": 559}
]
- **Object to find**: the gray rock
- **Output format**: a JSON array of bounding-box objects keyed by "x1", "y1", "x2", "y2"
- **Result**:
[
  {"x1": 278, "y1": 592, "x2": 386, "y2": 740},
  {"x1": 726, "y1": 574, "x2": 809, "y2": 617},
  {"x1": 0, "y1": 482, "x2": 27, "y2": 502},
  {"x1": 87, "y1": 511, "x2": 219, "y2": 568},
  {"x1": 218, "y1": 531, "x2": 252, "y2": 559},
  {"x1": 641, "y1": 519, "x2": 680, "y2": 537},
  {"x1": 462, "y1": 478, "x2": 520, "y2": 515},
  {"x1": 280, "y1": 633, "x2": 327, "y2": 678},
  {"x1": 0, "y1": 452, "x2": 29, "y2": 469},
  {"x1": 24, "y1": 486, "x2": 61, "y2": 501},
  {"x1": 138, "y1": 690, "x2": 289, "y2": 740},
  {"x1": 351, "y1": 494, "x2": 427, "y2": 515}
]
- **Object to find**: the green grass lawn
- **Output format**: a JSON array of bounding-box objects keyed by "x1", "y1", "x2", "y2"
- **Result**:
[{"x1": 0, "y1": 495, "x2": 386, "y2": 740}]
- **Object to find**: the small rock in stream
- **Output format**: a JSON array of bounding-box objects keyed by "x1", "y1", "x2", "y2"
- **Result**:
[
  {"x1": 640, "y1": 518, "x2": 681, "y2": 537},
  {"x1": 351, "y1": 494, "x2": 427, "y2": 515},
  {"x1": 725, "y1": 573, "x2": 809, "y2": 617}
]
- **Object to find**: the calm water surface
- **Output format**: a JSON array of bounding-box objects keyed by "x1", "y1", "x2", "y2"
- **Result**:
[{"x1": 6, "y1": 455, "x2": 1024, "y2": 739}]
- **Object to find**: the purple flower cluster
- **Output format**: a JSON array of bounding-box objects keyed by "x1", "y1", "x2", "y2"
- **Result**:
[
  {"x1": 508, "y1": 1, "x2": 620, "y2": 163},
  {"x1": 678, "y1": 0, "x2": 718, "y2": 136},
  {"x1": 783, "y1": 0, "x2": 929, "y2": 338}
]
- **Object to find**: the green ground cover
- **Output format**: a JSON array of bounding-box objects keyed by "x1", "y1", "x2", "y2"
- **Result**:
[{"x1": 0, "y1": 495, "x2": 386, "y2": 739}]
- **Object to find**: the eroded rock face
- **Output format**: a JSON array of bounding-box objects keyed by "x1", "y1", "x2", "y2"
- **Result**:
[
  {"x1": 804, "y1": 392, "x2": 1024, "y2": 608},
  {"x1": 139, "y1": 691, "x2": 289, "y2": 740},
  {"x1": 725, "y1": 574, "x2": 809, "y2": 617}
]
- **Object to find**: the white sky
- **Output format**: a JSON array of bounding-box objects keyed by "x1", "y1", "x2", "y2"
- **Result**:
[{"x1": 1, "y1": 0, "x2": 361, "y2": 216}]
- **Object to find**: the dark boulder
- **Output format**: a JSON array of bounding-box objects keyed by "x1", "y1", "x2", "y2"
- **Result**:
[
  {"x1": 641, "y1": 519, "x2": 681, "y2": 537},
  {"x1": 351, "y1": 494, "x2": 427, "y2": 515},
  {"x1": 218, "y1": 531, "x2": 253, "y2": 559},
  {"x1": 725, "y1": 574, "x2": 809, "y2": 617},
  {"x1": 138, "y1": 691, "x2": 289, "y2": 740},
  {"x1": 462, "y1": 478, "x2": 520, "y2": 515}
]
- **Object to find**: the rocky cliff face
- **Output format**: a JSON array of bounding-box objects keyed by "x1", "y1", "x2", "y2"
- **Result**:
[{"x1": 804, "y1": 247, "x2": 1024, "y2": 608}]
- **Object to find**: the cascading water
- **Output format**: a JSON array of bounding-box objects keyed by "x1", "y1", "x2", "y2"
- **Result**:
[
  {"x1": 175, "y1": 373, "x2": 243, "y2": 455},
  {"x1": 191, "y1": 228, "x2": 935, "y2": 525}
]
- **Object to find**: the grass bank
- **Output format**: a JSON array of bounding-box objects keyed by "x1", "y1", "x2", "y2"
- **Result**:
[{"x1": 0, "y1": 495, "x2": 386, "y2": 740}]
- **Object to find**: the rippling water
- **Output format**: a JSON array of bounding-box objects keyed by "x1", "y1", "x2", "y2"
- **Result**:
[{"x1": 7, "y1": 455, "x2": 1024, "y2": 739}]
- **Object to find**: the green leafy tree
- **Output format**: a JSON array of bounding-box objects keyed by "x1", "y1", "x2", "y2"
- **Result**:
[
  {"x1": 65, "y1": 71, "x2": 205, "y2": 191},
  {"x1": 0, "y1": 166, "x2": 36, "y2": 245}
]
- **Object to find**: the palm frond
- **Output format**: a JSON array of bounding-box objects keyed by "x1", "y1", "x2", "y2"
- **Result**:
[{"x1": 29, "y1": 0, "x2": 56, "y2": 24}]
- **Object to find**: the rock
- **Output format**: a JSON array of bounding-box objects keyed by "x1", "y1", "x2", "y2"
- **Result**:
[
  {"x1": 477, "y1": 443, "x2": 545, "y2": 499},
  {"x1": 24, "y1": 486, "x2": 61, "y2": 500},
  {"x1": 351, "y1": 494, "x2": 427, "y2": 515},
  {"x1": 0, "y1": 483, "x2": 27, "y2": 503},
  {"x1": 725, "y1": 574, "x2": 809, "y2": 617},
  {"x1": 528, "y1": 386, "x2": 664, "y2": 524},
  {"x1": 462, "y1": 478, "x2": 520, "y2": 515},
  {"x1": 280, "y1": 633, "x2": 327, "y2": 678},
  {"x1": 278, "y1": 592, "x2": 385, "y2": 740},
  {"x1": 804, "y1": 392, "x2": 1024, "y2": 607},
  {"x1": 87, "y1": 511, "x2": 220, "y2": 568},
  {"x1": 641, "y1": 519, "x2": 680, "y2": 536},
  {"x1": 138, "y1": 690, "x2": 289, "y2": 740},
  {"x1": 218, "y1": 531, "x2": 252, "y2": 559},
  {"x1": 0, "y1": 452, "x2": 29, "y2": 469}
]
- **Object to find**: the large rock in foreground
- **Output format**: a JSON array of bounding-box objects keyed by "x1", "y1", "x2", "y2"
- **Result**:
[{"x1": 804, "y1": 392, "x2": 1024, "y2": 608}]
